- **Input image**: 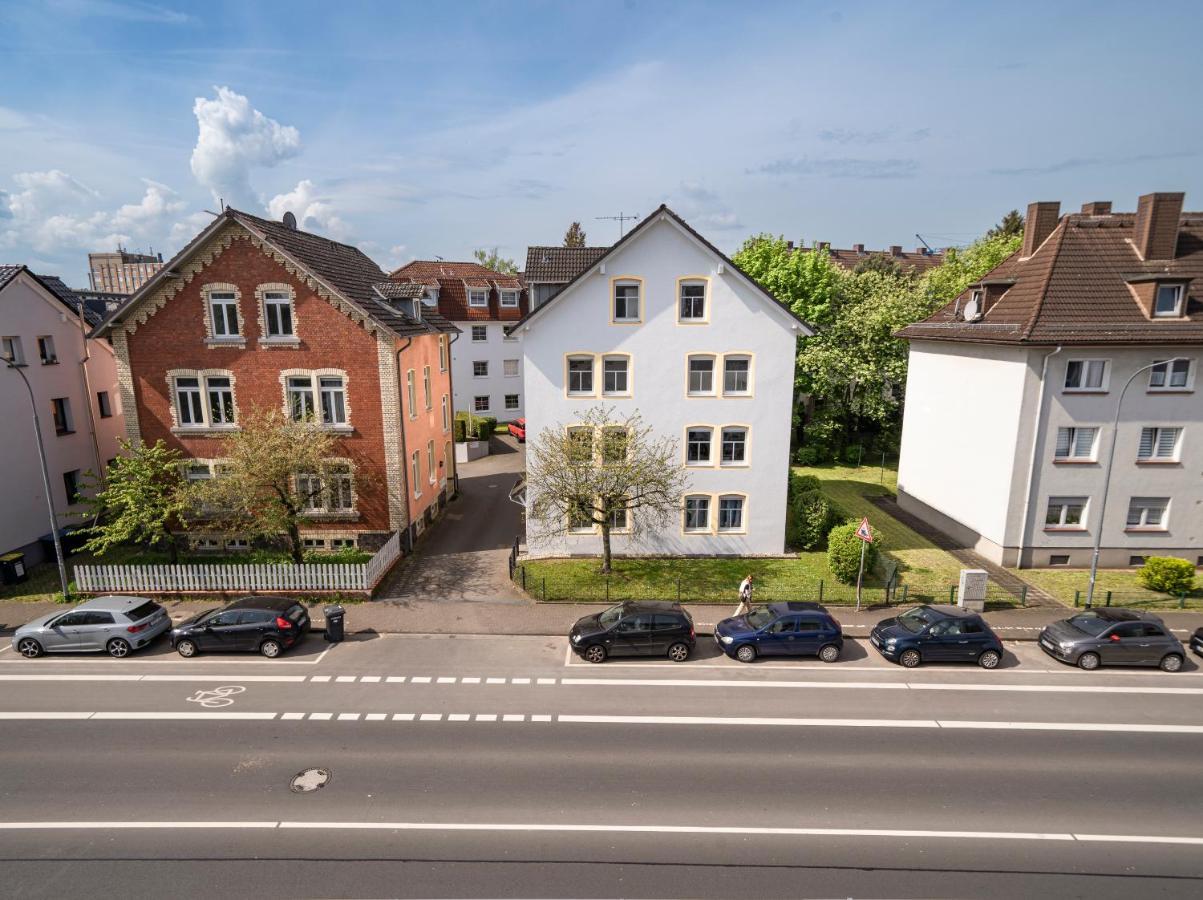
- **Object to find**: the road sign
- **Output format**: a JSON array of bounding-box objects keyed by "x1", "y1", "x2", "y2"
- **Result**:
[{"x1": 855, "y1": 517, "x2": 873, "y2": 542}]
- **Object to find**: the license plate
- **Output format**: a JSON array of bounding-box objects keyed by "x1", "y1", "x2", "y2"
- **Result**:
[
  {"x1": 1040, "y1": 638, "x2": 1054, "y2": 651},
  {"x1": 870, "y1": 635, "x2": 880, "y2": 648}
]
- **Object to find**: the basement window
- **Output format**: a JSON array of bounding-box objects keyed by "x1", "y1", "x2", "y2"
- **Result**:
[{"x1": 1048, "y1": 555, "x2": 1070, "y2": 567}]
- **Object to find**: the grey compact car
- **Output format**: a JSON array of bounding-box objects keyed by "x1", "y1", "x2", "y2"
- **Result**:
[
  {"x1": 1039, "y1": 608, "x2": 1186, "y2": 672},
  {"x1": 13, "y1": 596, "x2": 171, "y2": 659}
]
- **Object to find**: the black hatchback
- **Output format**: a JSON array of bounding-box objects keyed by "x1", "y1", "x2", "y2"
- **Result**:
[
  {"x1": 172, "y1": 596, "x2": 311, "y2": 658},
  {"x1": 870, "y1": 604, "x2": 1004, "y2": 669},
  {"x1": 570, "y1": 601, "x2": 695, "y2": 663}
]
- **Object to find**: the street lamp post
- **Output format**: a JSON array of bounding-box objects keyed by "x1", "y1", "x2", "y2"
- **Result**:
[
  {"x1": 1085, "y1": 356, "x2": 1188, "y2": 609},
  {"x1": 4, "y1": 359, "x2": 70, "y2": 599}
]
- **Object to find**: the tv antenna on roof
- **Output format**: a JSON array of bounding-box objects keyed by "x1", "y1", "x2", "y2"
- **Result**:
[{"x1": 596, "y1": 212, "x2": 640, "y2": 238}]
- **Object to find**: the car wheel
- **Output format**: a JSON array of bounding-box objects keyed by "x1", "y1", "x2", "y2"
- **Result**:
[
  {"x1": 978, "y1": 649, "x2": 1001, "y2": 670},
  {"x1": 1160, "y1": 653, "x2": 1183, "y2": 673},
  {"x1": 818, "y1": 643, "x2": 840, "y2": 663},
  {"x1": 667, "y1": 642, "x2": 691, "y2": 662},
  {"x1": 583, "y1": 644, "x2": 606, "y2": 664},
  {"x1": 106, "y1": 638, "x2": 132, "y2": 659},
  {"x1": 899, "y1": 649, "x2": 922, "y2": 668},
  {"x1": 176, "y1": 639, "x2": 198, "y2": 658},
  {"x1": 1077, "y1": 651, "x2": 1100, "y2": 671},
  {"x1": 16, "y1": 637, "x2": 43, "y2": 659},
  {"x1": 735, "y1": 644, "x2": 756, "y2": 663},
  {"x1": 260, "y1": 638, "x2": 282, "y2": 659}
]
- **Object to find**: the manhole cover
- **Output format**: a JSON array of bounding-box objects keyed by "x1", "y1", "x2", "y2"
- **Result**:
[{"x1": 290, "y1": 768, "x2": 331, "y2": 793}]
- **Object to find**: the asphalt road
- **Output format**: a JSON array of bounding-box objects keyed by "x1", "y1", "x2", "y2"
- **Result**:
[{"x1": 2, "y1": 633, "x2": 1202, "y2": 898}]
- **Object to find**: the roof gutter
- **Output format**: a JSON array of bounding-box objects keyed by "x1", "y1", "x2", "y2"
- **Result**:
[
  {"x1": 395, "y1": 337, "x2": 413, "y2": 548},
  {"x1": 1016, "y1": 344, "x2": 1062, "y2": 565}
]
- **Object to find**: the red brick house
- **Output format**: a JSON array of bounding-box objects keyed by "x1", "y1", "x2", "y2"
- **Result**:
[{"x1": 93, "y1": 208, "x2": 458, "y2": 553}]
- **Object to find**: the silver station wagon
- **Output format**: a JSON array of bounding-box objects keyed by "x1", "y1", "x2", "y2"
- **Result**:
[{"x1": 13, "y1": 596, "x2": 171, "y2": 659}]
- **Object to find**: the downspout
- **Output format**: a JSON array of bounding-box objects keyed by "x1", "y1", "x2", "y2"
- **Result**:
[
  {"x1": 446, "y1": 329, "x2": 461, "y2": 496},
  {"x1": 395, "y1": 337, "x2": 413, "y2": 551},
  {"x1": 72, "y1": 303, "x2": 106, "y2": 525},
  {"x1": 1016, "y1": 345, "x2": 1062, "y2": 568}
]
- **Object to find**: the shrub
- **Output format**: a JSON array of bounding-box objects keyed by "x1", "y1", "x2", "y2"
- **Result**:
[
  {"x1": 785, "y1": 472, "x2": 842, "y2": 550},
  {"x1": 827, "y1": 521, "x2": 880, "y2": 584},
  {"x1": 1138, "y1": 557, "x2": 1197, "y2": 595},
  {"x1": 453, "y1": 416, "x2": 468, "y2": 442},
  {"x1": 792, "y1": 473, "x2": 821, "y2": 493},
  {"x1": 794, "y1": 446, "x2": 822, "y2": 466},
  {"x1": 453, "y1": 412, "x2": 497, "y2": 442}
]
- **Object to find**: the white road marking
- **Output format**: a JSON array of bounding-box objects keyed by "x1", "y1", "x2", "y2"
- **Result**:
[
  {"x1": 486, "y1": 677, "x2": 506, "y2": 684},
  {"x1": 561, "y1": 677, "x2": 1203, "y2": 696},
  {"x1": 281, "y1": 713, "x2": 304, "y2": 720},
  {"x1": 0, "y1": 712, "x2": 91, "y2": 720},
  {"x1": 91, "y1": 712, "x2": 277, "y2": 720},
  {"x1": 502, "y1": 714, "x2": 525, "y2": 722},
  {"x1": 448, "y1": 713, "x2": 471, "y2": 722},
  {"x1": 337, "y1": 713, "x2": 360, "y2": 721},
  {"x1": 436, "y1": 677, "x2": 457, "y2": 684},
  {"x1": 460, "y1": 677, "x2": 481, "y2": 684},
  {"x1": 335, "y1": 676, "x2": 356, "y2": 683},
  {"x1": 309, "y1": 712, "x2": 333, "y2": 721},
  {"x1": 475, "y1": 713, "x2": 497, "y2": 722},
  {"x1": 310, "y1": 675, "x2": 331, "y2": 683},
  {"x1": 0, "y1": 674, "x2": 306, "y2": 683},
  {"x1": 510, "y1": 678, "x2": 531, "y2": 685},
  {"x1": 365, "y1": 713, "x2": 386, "y2": 721},
  {"x1": 411, "y1": 677, "x2": 432, "y2": 684},
  {"x1": 393, "y1": 713, "x2": 415, "y2": 721},
  {"x1": 531, "y1": 714, "x2": 552, "y2": 722},
  {"x1": 556, "y1": 714, "x2": 1203, "y2": 734},
  {"x1": 360, "y1": 676, "x2": 381, "y2": 683},
  {"x1": 386, "y1": 676, "x2": 406, "y2": 683},
  {"x1": 419, "y1": 713, "x2": 443, "y2": 721}
]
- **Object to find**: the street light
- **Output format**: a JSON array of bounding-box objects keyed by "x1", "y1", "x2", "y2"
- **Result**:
[
  {"x1": 4, "y1": 358, "x2": 70, "y2": 600},
  {"x1": 1085, "y1": 356, "x2": 1188, "y2": 608}
]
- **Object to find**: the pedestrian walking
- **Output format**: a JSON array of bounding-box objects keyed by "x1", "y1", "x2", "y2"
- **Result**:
[{"x1": 736, "y1": 573, "x2": 754, "y2": 617}]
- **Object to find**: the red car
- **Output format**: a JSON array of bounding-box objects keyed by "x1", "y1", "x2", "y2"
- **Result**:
[{"x1": 508, "y1": 417, "x2": 526, "y2": 442}]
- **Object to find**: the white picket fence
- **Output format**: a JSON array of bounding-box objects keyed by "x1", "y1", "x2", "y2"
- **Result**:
[{"x1": 74, "y1": 532, "x2": 401, "y2": 595}]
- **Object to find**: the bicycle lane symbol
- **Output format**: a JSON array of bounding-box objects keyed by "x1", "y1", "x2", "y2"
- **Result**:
[{"x1": 186, "y1": 685, "x2": 246, "y2": 708}]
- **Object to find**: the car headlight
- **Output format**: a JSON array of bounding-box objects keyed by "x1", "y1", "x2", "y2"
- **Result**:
[
  {"x1": 1059, "y1": 642, "x2": 1075, "y2": 652},
  {"x1": 571, "y1": 633, "x2": 581, "y2": 644},
  {"x1": 720, "y1": 635, "x2": 733, "y2": 645},
  {"x1": 885, "y1": 638, "x2": 897, "y2": 646}
]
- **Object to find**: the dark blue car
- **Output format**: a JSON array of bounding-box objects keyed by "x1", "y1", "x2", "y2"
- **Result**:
[
  {"x1": 870, "y1": 605, "x2": 1003, "y2": 669},
  {"x1": 715, "y1": 601, "x2": 843, "y2": 663}
]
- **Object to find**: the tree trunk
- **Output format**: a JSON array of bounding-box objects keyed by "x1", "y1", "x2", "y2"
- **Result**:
[
  {"x1": 165, "y1": 530, "x2": 179, "y2": 564},
  {"x1": 600, "y1": 523, "x2": 612, "y2": 575},
  {"x1": 287, "y1": 520, "x2": 304, "y2": 564}
]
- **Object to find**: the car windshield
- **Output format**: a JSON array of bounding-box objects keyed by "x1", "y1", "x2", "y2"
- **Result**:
[
  {"x1": 745, "y1": 607, "x2": 775, "y2": 629},
  {"x1": 126, "y1": 601, "x2": 162, "y2": 622},
  {"x1": 597, "y1": 605, "x2": 623, "y2": 628},
  {"x1": 1068, "y1": 614, "x2": 1110, "y2": 636},
  {"x1": 896, "y1": 607, "x2": 936, "y2": 634}
]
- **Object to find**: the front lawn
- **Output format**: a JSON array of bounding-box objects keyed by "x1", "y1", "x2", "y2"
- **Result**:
[{"x1": 1011, "y1": 567, "x2": 1203, "y2": 610}]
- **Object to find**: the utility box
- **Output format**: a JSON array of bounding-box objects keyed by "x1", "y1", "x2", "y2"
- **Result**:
[
  {"x1": 0, "y1": 552, "x2": 27, "y2": 585},
  {"x1": 957, "y1": 569, "x2": 988, "y2": 612}
]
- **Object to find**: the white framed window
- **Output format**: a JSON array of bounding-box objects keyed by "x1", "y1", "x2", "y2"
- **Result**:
[
  {"x1": 184, "y1": 462, "x2": 213, "y2": 484},
  {"x1": 407, "y1": 369, "x2": 417, "y2": 418},
  {"x1": 262, "y1": 291, "x2": 294, "y2": 338},
  {"x1": 612, "y1": 280, "x2": 641, "y2": 322},
  {"x1": 423, "y1": 366, "x2": 432, "y2": 410},
  {"x1": 441, "y1": 394, "x2": 451, "y2": 432},
  {"x1": 1138, "y1": 426, "x2": 1182, "y2": 461},
  {"x1": 37, "y1": 335, "x2": 57, "y2": 364},
  {"x1": 474, "y1": 395, "x2": 490, "y2": 412},
  {"x1": 427, "y1": 440, "x2": 436, "y2": 484},
  {"x1": 208, "y1": 291, "x2": 240, "y2": 339},
  {"x1": 601, "y1": 426, "x2": 630, "y2": 464},
  {"x1": 505, "y1": 394, "x2": 519, "y2": 410},
  {"x1": 684, "y1": 495, "x2": 710, "y2": 533},
  {"x1": 319, "y1": 376, "x2": 347, "y2": 425},
  {"x1": 717, "y1": 495, "x2": 745, "y2": 532},
  {"x1": 297, "y1": 471, "x2": 323, "y2": 511},
  {"x1": 686, "y1": 427, "x2": 713, "y2": 465},
  {"x1": 503, "y1": 358, "x2": 520, "y2": 378},
  {"x1": 471, "y1": 325, "x2": 487, "y2": 342},
  {"x1": 568, "y1": 499, "x2": 594, "y2": 533},
  {"x1": 468, "y1": 289, "x2": 488, "y2": 308},
  {"x1": 438, "y1": 335, "x2": 448, "y2": 371},
  {"x1": 1126, "y1": 497, "x2": 1169, "y2": 530},
  {"x1": 602, "y1": 356, "x2": 629, "y2": 396},
  {"x1": 567, "y1": 426, "x2": 594, "y2": 464},
  {"x1": 720, "y1": 427, "x2": 748, "y2": 465},
  {"x1": 1054, "y1": 426, "x2": 1098, "y2": 461},
  {"x1": 500, "y1": 290, "x2": 519, "y2": 308},
  {"x1": 284, "y1": 372, "x2": 348, "y2": 426},
  {"x1": 1045, "y1": 496, "x2": 1087, "y2": 529},
  {"x1": 608, "y1": 506, "x2": 628, "y2": 531},
  {"x1": 567, "y1": 355, "x2": 594, "y2": 395},
  {"x1": 679, "y1": 280, "x2": 706, "y2": 321},
  {"x1": 473, "y1": 360, "x2": 489, "y2": 378},
  {"x1": 1, "y1": 336, "x2": 24, "y2": 365},
  {"x1": 297, "y1": 463, "x2": 355, "y2": 514},
  {"x1": 1064, "y1": 359, "x2": 1107, "y2": 391},
  {"x1": 687, "y1": 356, "x2": 715, "y2": 395},
  {"x1": 1148, "y1": 359, "x2": 1192, "y2": 391},
  {"x1": 174, "y1": 372, "x2": 237, "y2": 429},
  {"x1": 327, "y1": 464, "x2": 354, "y2": 510},
  {"x1": 1154, "y1": 284, "x2": 1184, "y2": 317},
  {"x1": 286, "y1": 376, "x2": 316, "y2": 421},
  {"x1": 723, "y1": 355, "x2": 751, "y2": 395},
  {"x1": 206, "y1": 376, "x2": 235, "y2": 425},
  {"x1": 411, "y1": 450, "x2": 422, "y2": 498}
]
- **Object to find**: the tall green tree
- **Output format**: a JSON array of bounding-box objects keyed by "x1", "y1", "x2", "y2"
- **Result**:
[
  {"x1": 79, "y1": 439, "x2": 191, "y2": 563},
  {"x1": 921, "y1": 231, "x2": 1023, "y2": 304},
  {"x1": 987, "y1": 209, "x2": 1025, "y2": 239},
  {"x1": 563, "y1": 222, "x2": 587, "y2": 248},
  {"x1": 473, "y1": 247, "x2": 519, "y2": 274},
  {"x1": 731, "y1": 235, "x2": 841, "y2": 326}
]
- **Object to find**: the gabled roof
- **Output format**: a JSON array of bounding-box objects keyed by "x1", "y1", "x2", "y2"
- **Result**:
[
  {"x1": 506, "y1": 205, "x2": 815, "y2": 335},
  {"x1": 0, "y1": 264, "x2": 105, "y2": 326},
  {"x1": 524, "y1": 246, "x2": 609, "y2": 283},
  {"x1": 0, "y1": 265, "x2": 22, "y2": 292},
  {"x1": 898, "y1": 209, "x2": 1203, "y2": 346},
  {"x1": 390, "y1": 259, "x2": 528, "y2": 322},
  {"x1": 94, "y1": 208, "x2": 456, "y2": 339},
  {"x1": 796, "y1": 244, "x2": 944, "y2": 273}
]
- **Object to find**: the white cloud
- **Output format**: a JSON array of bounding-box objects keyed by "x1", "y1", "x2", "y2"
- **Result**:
[
  {"x1": 659, "y1": 181, "x2": 743, "y2": 231},
  {"x1": 267, "y1": 179, "x2": 352, "y2": 242},
  {"x1": 169, "y1": 210, "x2": 215, "y2": 246},
  {"x1": 190, "y1": 86, "x2": 301, "y2": 207},
  {"x1": 112, "y1": 179, "x2": 186, "y2": 231}
]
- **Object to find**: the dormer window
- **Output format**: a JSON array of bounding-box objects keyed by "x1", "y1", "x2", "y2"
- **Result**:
[
  {"x1": 500, "y1": 290, "x2": 519, "y2": 308},
  {"x1": 422, "y1": 287, "x2": 439, "y2": 308},
  {"x1": 468, "y1": 289, "x2": 488, "y2": 308},
  {"x1": 1154, "y1": 284, "x2": 1184, "y2": 317}
]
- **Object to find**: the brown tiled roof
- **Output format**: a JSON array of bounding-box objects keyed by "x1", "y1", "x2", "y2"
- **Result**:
[
  {"x1": 389, "y1": 260, "x2": 528, "y2": 322},
  {"x1": 524, "y1": 246, "x2": 609, "y2": 283},
  {"x1": 899, "y1": 210, "x2": 1203, "y2": 346},
  {"x1": 798, "y1": 244, "x2": 944, "y2": 273}
]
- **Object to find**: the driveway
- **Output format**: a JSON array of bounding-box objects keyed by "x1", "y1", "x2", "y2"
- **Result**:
[{"x1": 378, "y1": 434, "x2": 527, "y2": 603}]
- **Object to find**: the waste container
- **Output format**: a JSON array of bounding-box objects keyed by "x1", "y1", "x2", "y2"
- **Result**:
[
  {"x1": 323, "y1": 605, "x2": 345, "y2": 643},
  {"x1": 0, "y1": 552, "x2": 27, "y2": 585}
]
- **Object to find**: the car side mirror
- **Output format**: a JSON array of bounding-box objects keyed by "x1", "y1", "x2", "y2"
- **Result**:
[{"x1": 1109, "y1": 634, "x2": 1121, "y2": 642}]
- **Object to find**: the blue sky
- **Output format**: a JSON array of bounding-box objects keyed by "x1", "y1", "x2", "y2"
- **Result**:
[{"x1": 2, "y1": 0, "x2": 1202, "y2": 284}]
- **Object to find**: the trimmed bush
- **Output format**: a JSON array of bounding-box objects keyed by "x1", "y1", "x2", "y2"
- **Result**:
[
  {"x1": 792, "y1": 473, "x2": 821, "y2": 493},
  {"x1": 453, "y1": 412, "x2": 497, "y2": 442},
  {"x1": 453, "y1": 416, "x2": 468, "y2": 442},
  {"x1": 785, "y1": 472, "x2": 842, "y2": 550},
  {"x1": 827, "y1": 521, "x2": 880, "y2": 585},
  {"x1": 1139, "y1": 557, "x2": 1197, "y2": 595},
  {"x1": 793, "y1": 446, "x2": 822, "y2": 466}
]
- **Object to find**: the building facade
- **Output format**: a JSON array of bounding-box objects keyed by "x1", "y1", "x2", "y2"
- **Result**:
[
  {"x1": 88, "y1": 248, "x2": 164, "y2": 294},
  {"x1": 524, "y1": 245, "x2": 609, "y2": 310},
  {"x1": 794, "y1": 241, "x2": 943, "y2": 273},
  {"x1": 390, "y1": 261, "x2": 528, "y2": 421},
  {"x1": 93, "y1": 209, "x2": 458, "y2": 553},
  {"x1": 1, "y1": 266, "x2": 125, "y2": 563},
  {"x1": 897, "y1": 194, "x2": 1203, "y2": 569},
  {"x1": 512, "y1": 206, "x2": 811, "y2": 557}
]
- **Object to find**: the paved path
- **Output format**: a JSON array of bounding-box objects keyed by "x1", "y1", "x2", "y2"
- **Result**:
[{"x1": 377, "y1": 434, "x2": 527, "y2": 603}]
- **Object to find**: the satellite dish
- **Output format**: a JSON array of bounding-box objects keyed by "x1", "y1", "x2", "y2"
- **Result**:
[
  {"x1": 962, "y1": 296, "x2": 981, "y2": 322},
  {"x1": 282, "y1": 211, "x2": 297, "y2": 230}
]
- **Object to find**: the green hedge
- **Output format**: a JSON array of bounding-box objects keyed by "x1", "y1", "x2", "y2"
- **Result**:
[
  {"x1": 785, "y1": 471, "x2": 842, "y2": 550},
  {"x1": 453, "y1": 412, "x2": 496, "y2": 442},
  {"x1": 1139, "y1": 557, "x2": 1197, "y2": 595}
]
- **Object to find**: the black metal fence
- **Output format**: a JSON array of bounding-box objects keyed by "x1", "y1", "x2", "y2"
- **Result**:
[{"x1": 1072, "y1": 588, "x2": 1201, "y2": 610}]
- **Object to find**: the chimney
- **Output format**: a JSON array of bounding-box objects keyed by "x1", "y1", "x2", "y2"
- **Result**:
[
  {"x1": 915, "y1": 246, "x2": 926, "y2": 256},
  {"x1": 786, "y1": 240, "x2": 795, "y2": 251},
  {"x1": 819, "y1": 241, "x2": 831, "y2": 251},
  {"x1": 852, "y1": 243, "x2": 865, "y2": 254},
  {"x1": 889, "y1": 245, "x2": 902, "y2": 257},
  {"x1": 1022, "y1": 201, "x2": 1061, "y2": 256},
  {"x1": 1081, "y1": 201, "x2": 1112, "y2": 216},
  {"x1": 1133, "y1": 192, "x2": 1185, "y2": 260}
]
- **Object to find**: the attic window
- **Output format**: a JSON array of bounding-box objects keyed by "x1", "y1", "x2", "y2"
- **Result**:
[
  {"x1": 1153, "y1": 284, "x2": 1184, "y2": 317},
  {"x1": 500, "y1": 290, "x2": 519, "y2": 308},
  {"x1": 468, "y1": 289, "x2": 488, "y2": 308}
]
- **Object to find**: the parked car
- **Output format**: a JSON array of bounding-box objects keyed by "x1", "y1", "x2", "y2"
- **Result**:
[
  {"x1": 715, "y1": 601, "x2": 843, "y2": 663},
  {"x1": 1192, "y1": 627, "x2": 1203, "y2": 659},
  {"x1": 13, "y1": 596, "x2": 170, "y2": 659},
  {"x1": 1039, "y1": 608, "x2": 1185, "y2": 672},
  {"x1": 171, "y1": 596, "x2": 310, "y2": 658},
  {"x1": 569, "y1": 600, "x2": 695, "y2": 663},
  {"x1": 870, "y1": 605, "x2": 1004, "y2": 669},
  {"x1": 508, "y1": 417, "x2": 526, "y2": 442}
]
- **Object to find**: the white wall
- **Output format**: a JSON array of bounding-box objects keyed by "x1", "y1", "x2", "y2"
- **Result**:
[
  {"x1": 1, "y1": 273, "x2": 124, "y2": 561},
  {"x1": 517, "y1": 214, "x2": 803, "y2": 557},
  {"x1": 450, "y1": 322, "x2": 524, "y2": 421}
]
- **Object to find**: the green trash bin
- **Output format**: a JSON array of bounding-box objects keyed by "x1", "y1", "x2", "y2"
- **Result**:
[{"x1": 0, "y1": 552, "x2": 28, "y2": 585}]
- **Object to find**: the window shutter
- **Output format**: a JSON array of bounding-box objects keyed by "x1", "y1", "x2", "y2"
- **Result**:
[
  {"x1": 1138, "y1": 427, "x2": 1155, "y2": 459},
  {"x1": 1156, "y1": 427, "x2": 1180, "y2": 458},
  {"x1": 1055, "y1": 428, "x2": 1072, "y2": 457},
  {"x1": 1074, "y1": 428, "x2": 1095, "y2": 458}
]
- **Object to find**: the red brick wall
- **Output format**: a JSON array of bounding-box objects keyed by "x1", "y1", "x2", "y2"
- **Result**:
[
  {"x1": 125, "y1": 233, "x2": 391, "y2": 536},
  {"x1": 397, "y1": 331, "x2": 455, "y2": 524}
]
